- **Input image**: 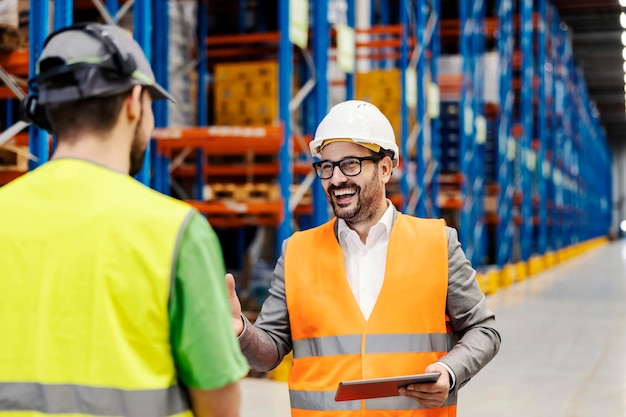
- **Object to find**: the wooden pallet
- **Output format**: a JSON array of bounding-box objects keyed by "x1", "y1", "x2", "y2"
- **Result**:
[
  {"x1": 203, "y1": 182, "x2": 280, "y2": 202},
  {"x1": 0, "y1": 144, "x2": 29, "y2": 171}
]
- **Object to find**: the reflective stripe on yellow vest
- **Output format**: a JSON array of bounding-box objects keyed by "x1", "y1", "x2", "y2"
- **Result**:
[
  {"x1": 284, "y1": 214, "x2": 457, "y2": 417},
  {"x1": 0, "y1": 159, "x2": 194, "y2": 417}
]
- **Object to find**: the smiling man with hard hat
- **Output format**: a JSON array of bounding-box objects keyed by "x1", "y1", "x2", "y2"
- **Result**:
[
  {"x1": 227, "y1": 100, "x2": 501, "y2": 416},
  {"x1": 0, "y1": 23, "x2": 248, "y2": 417}
]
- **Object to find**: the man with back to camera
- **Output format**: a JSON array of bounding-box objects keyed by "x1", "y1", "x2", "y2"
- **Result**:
[
  {"x1": 0, "y1": 23, "x2": 248, "y2": 417},
  {"x1": 227, "y1": 100, "x2": 501, "y2": 416}
]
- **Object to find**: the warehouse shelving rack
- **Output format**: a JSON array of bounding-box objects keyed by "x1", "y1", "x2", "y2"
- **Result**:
[
  {"x1": 428, "y1": 0, "x2": 441, "y2": 220},
  {"x1": 151, "y1": 0, "x2": 325, "y2": 254},
  {"x1": 437, "y1": 0, "x2": 490, "y2": 268},
  {"x1": 17, "y1": 0, "x2": 164, "y2": 185},
  {"x1": 545, "y1": 3, "x2": 557, "y2": 258},
  {"x1": 407, "y1": 0, "x2": 441, "y2": 220},
  {"x1": 7, "y1": 0, "x2": 613, "y2": 289},
  {"x1": 460, "y1": 0, "x2": 487, "y2": 269},
  {"x1": 556, "y1": 16, "x2": 575, "y2": 251},
  {"x1": 0, "y1": 48, "x2": 29, "y2": 185},
  {"x1": 550, "y1": 3, "x2": 566, "y2": 255},
  {"x1": 151, "y1": 2, "x2": 287, "y2": 254},
  {"x1": 352, "y1": 0, "x2": 420, "y2": 214}
]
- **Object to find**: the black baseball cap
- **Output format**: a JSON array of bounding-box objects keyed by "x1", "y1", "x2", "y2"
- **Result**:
[{"x1": 31, "y1": 23, "x2": 174, "y2": 105}]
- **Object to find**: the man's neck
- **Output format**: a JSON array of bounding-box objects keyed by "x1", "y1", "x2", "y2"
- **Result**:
[
  {"x1": 51, "y1": 132, "x2": 130, "y2": 175},
  {"x1": 345, "y1": 199, "x2": 390, "y2": 244}
]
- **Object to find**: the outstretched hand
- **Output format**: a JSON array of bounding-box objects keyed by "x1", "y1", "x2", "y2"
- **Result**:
[
  {"x1": 399, "y1": 363, "x2": 450, "y2": 408},
  {"x1": 225, "y1": 273, "x2": 245, "y2": 337}
]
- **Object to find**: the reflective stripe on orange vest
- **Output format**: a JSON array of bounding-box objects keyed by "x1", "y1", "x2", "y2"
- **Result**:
[
  {"x1": 289, "y1": 390, "x2": 458, "y2": 411},
  {"x1": 293, "y1": 333, "x2": 454, "y2": 358},
  {"x1": 284, "y1": 214, "x2": 456, "y2": 417}
]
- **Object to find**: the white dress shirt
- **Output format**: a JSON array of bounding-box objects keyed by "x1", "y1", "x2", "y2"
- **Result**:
[{"x1": 337, "y1": 202, "x2": 394, "y2": 320}]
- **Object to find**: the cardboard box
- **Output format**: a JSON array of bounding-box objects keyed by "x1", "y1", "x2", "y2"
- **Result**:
[{"x1": 0, "y1": 0, "x2": 18, "y2": 27}]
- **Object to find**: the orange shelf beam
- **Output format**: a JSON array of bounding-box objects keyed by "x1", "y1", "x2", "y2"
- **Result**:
[
  {"x1": 206, "y1": 32, "x2": 280, "y2": 46},
  {"x1": 0, "y1": 170, "x2": 25, "y2": 185},
  {"x1": 355, "y1": 24, "x2": 404, "y2": 35},
  {"x1": 153, "y1": 125, "x2": 283, "y2": 157},
  {"x1": 0, "y1": 50, "x2": 28, "y2": 75},
  {"x1": 171, "y1": 162, "x2": 310, "y2": 180},
  {"x1": 188, "y1": 200, "x2": 283, "y2": 228},
  {"x1": 0, "y1": 86, "x2": 27, "y2": 99}
]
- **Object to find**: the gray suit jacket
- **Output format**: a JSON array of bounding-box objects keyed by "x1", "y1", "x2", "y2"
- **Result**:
[{"x1": 239, "y1": 210, "x2": 501, "y2": 391}]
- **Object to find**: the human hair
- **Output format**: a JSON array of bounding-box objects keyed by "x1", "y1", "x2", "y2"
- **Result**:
[
  {"x1": 44, "y1": 88, "x2": 131, "y2": 139},
  {"x1": 374, "y1": 148, "x2": 395, "y2": 166}
]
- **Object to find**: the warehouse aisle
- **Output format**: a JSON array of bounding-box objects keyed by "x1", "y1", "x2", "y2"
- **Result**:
[{"x1": 240, "y1": 239, "x2": 626, "y2": 417}]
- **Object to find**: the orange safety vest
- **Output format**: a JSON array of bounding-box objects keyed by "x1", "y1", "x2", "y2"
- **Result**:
[{"x1": 284, "y1": 213, "x2": 457, "y2": 417}]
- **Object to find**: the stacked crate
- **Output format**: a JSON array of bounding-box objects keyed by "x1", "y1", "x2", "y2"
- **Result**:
[
  {"x1": 355, "y1": 69, "x2": 401, "y2": 144},
  {"x1": 213, "y1": 60, "x2": 278, "y2": 126}
]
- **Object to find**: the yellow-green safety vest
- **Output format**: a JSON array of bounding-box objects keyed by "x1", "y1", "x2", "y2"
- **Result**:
[{"x1": 0, "y1": 159, "x2": 194, "y2": 417}]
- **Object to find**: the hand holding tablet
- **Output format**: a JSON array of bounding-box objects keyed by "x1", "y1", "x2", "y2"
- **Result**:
[{"x1": 334, "y1": 372, "x2": 441, "y2": 401}]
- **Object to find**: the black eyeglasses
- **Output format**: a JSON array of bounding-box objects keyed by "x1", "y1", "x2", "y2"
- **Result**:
[{"x1": 312, "y1": 155, "x2": 383, "y2": 180}]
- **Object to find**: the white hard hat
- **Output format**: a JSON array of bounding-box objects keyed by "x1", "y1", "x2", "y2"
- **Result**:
[{"x1": 309, "y1": 100, "x2": 400, "y2": 168}]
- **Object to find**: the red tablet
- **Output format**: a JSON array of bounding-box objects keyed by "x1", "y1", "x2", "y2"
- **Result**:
[{"x1": 334, "y1": 372, "x2": 441, "y2": 402}]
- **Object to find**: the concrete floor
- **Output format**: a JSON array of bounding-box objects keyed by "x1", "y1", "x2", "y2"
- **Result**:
[{"x1": 240, "y1": 239, "x2": 626, "y2": 417}]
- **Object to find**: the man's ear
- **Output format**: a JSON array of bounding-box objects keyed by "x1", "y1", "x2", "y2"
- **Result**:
[
  {"x1": 126, "y1": 85, "x2": 143, "y2": 121},
  {"x1": 380, "y1": 155, "x2": 394, "y2": 183}
]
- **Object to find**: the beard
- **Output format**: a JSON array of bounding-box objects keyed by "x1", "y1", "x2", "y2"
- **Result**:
[
  {"x1": 129, "y1": 138, "x2": 146, "y2": 177},
  {"x1": 129, "y1": 111, "x2": 147, "y2": 177},
  {"x1": 326, "y1": 170, "x2": 383, "y2": 224}
]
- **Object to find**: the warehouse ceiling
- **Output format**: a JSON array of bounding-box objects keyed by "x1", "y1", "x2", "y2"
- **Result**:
[{"x1": 550, "y1": 0, "x2": 624, "y2": 147}]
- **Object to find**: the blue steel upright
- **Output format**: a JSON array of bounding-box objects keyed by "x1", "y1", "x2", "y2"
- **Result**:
[
  {"x1": 151, "y1": 0, "x2": 169, "y2": 193},
  {"x1": 134, "y1": 0, "x2": 152, "y2": 185},
  {"x1": 54, "y1": 0, "x2": 72, "y2": 29},
  {"x1": 459, "y1": 0, "x2": 476, "y2": 261},
  {"x1": 413, "y1": 0, "x2": 427, "y2": 217},
  {"x1": 552, "y1": 9, "x2": 565, "y2": 251},
  {"x1": 519, "y1": 0, "x2": 534, "y2": 262},
  {"x1": 106, "y1": 0, "x2": 119, "y2": 15},
  {"x1": 429, "y1": 0, "x2": 441, "y2": 220},
  {"x1": 345, "y1": 0, "x2": 355, "y2": 100},
  {"x1": 558, "y1": 24, "x2": 574, "y2": 248},
  {"x1": 536, "y1": 0, "x2": 548, "y2": 255},
  {"x1": 545, "y1": 3, "x2": 557, "y2": 252},
  {"x1": 277, "y1": 0, "x2": 294, "y2": 248},
  {"x1": 151, "y1": 0, "x2": 169, "y2": 128},
  {"x1": 28, "y1": 1, "x2": 50, "y2": 170},
  {"x1": 399, "y1": 0, "x2": 411, "y2": 213},
  {"x1": 471, "y1": 0, "x2": 486, "y2": 267},
  {"x1": 496, "y1": 0, "x2": 515, "y2": 268},
  {"x1": 311, "y1": 0, "x2": 329, "y2": 227},
  {"x1": 194, "y1": 0, "x2": 209, "y2": 200}
]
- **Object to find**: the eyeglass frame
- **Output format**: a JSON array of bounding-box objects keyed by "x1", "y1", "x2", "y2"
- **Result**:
[{"x1": 312, "y1": 155, "x2": 384, "y2": 180}]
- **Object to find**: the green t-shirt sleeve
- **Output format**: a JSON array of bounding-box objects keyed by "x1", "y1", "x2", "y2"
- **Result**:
[{"x1": 169, "y1": 211, "x2": 249, "y2": 389}]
